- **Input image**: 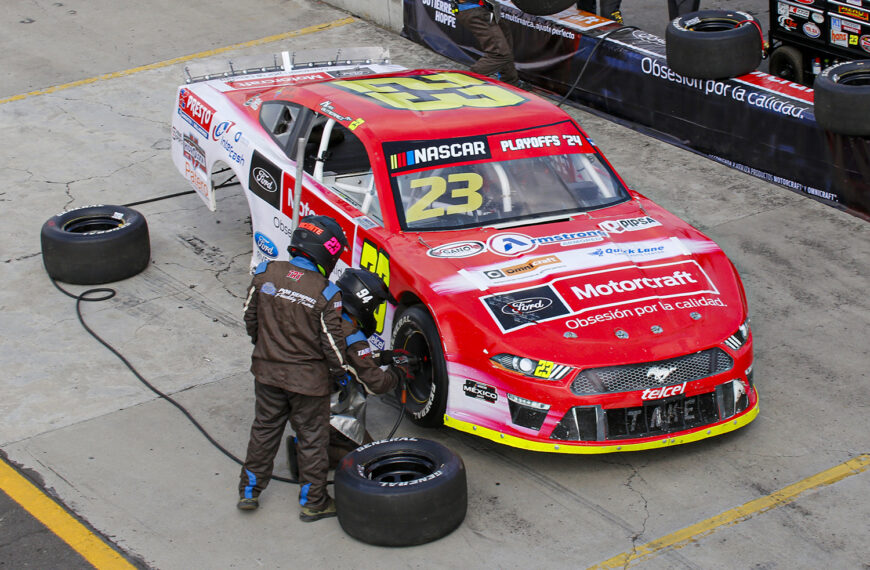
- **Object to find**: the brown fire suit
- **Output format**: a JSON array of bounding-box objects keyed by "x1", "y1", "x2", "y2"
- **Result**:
[
  {"x1": 455, "y1": 2, "x2": 519, "y2": 85},
  {"x1": 238, "y1": 256, "x2": 345, "y2": 511},
  {"x1": 326, "y1": 316, "x2": 402, "y2": 464}
]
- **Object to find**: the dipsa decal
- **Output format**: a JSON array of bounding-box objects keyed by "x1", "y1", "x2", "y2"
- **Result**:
[
  {"x1": 481, "y1": 285, "x2": 571, "y2": 333},
  {"x1": 248, "y1": 151, "x2": 282, "y2": 210},
  {"x1": 427, "y1": 240, "x2": 486, "y2": 258},
  {"x1": 598, "y1": 216, "x2": 661, "y2": 233},
  {"x1": 177, "y1": 88, "x2": 215, "y2": 139},
  {"x1": 559, "y1": 260, "x2": 719, "y2": 314},
  {"x1": 384, "y1": 136, "x2": 490, "y2": 173}
]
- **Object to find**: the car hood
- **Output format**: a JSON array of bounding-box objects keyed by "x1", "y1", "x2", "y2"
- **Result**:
[{"x1": 393, "y1": 199, "x2": 747, "y2": 367}]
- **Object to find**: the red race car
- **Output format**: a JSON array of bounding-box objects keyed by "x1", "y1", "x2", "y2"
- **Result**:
[{"x1": 172, "y1": 48, "x2": 757, "y2": 453}]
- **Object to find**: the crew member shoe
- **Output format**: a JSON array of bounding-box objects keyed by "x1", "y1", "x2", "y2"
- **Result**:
[
  {"x1": 299, "y1": 498, "x2": 337, "y2": 522},
  {"x1": 237, "y1": 496, "x2": 259, "y2": 511}
]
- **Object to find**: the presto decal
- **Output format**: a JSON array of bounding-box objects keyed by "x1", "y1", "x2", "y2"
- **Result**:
[{"x1": 434, "y1": 237, "x2": 719, "y2": 293}]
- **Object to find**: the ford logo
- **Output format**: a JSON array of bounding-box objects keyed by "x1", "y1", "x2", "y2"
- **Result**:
[
  {"x1": 427, "y1": 240, "x2": 486, "y2": 258},
  {"x1": 255, "y1": 232, "x2": 278, "y2": 258},
  {"x1": 501, "y1": 297, "x2": 553, "y2": 315},
  {"x1": 253, "y1": 167, "x2": 277, "y2": 192}
]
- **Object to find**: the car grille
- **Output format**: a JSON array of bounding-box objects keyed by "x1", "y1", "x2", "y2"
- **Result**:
[{"x1": 570, "y1": 348, "x2": 733, "y2": 395}]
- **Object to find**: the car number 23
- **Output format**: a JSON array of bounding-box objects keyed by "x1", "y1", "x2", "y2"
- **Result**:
[{"x1": 406, "y1": 173, "x2": 484, "y2": 223}]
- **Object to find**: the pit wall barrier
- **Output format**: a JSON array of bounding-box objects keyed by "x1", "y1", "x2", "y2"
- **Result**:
[{"x1": 322, "y1": 0, "x2": 869, "y2": 217}]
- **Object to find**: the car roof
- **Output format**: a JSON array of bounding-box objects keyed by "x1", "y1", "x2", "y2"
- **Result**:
[{"x1": 268, "y1": 69, "x2": 579, "y2": 143}]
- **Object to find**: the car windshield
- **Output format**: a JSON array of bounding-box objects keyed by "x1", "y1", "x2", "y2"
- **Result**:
[{"x1": 391, "y1": 152, "x2": 629, "y2": 230}]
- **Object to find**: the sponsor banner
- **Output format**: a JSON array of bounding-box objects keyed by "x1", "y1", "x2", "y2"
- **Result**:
[
  {"x1": 177, "y1": 88, "x2": 215, "y2": 138},
  {"x1": 553, "y1": 259, "x2": 720, "y2": 315},
  {"x1": 383, "y1": 135, "x2": 491, "y2": 174},
  {"x1": 487, "y1": 121, "x2": 588, "y2": 162},
  {"x1": 463, "y1": 380, "x2": 498, "y2": 403},
  {"x1": 248, "y1": 151, "x2": 282, "y2": 210},
  {"x1": 427, "y1": 240, "x2": 486, "y2": 258},
  {"x1": 225, "y1": 72, "x2": 331, "y2": 90},
  {"x1": 480, "y1": 285, "x2": 572, "y2": 332},
  {"x1": 182, "y1": 133, "x2": 206, "y2": 173},
  {"x1": 402, "y1": 0, "x2": 870, "y2": 217},
  {"x1": 598, "y1": 216, "x2": 661, "y2": 234}
]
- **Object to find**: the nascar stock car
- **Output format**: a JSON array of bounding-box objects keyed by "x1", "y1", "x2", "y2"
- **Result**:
[{"x1": 171, "y1": 48, "x2": 757, "y2": 453}]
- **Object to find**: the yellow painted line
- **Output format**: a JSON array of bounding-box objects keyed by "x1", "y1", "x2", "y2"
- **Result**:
[
  {"x1": 0, "y1": 17, "x2": 355, "y2": 105},
  {"x1": 590, "y1": 453, "x2": 870, "y2": 569},
  {"x1": 0, "y1": 458, "x2": 135, "y2": 569}
]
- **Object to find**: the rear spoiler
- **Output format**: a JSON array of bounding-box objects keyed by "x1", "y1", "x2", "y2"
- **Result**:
[{"x1": 182, "y1": 47, "x2": 391, "y2": 84}]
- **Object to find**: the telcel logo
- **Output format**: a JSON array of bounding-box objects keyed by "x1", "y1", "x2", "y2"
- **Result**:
[
  {"x1": 255, "y1": 232, "x2": 278, "y2": 258},
  {"x1": 641, "y1": 382, "x2": 686, "y2": 400}
]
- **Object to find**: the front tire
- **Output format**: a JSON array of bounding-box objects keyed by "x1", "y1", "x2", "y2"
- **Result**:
[{"x1": 392, "y1": 306, "x2": 448, "y2": 427}]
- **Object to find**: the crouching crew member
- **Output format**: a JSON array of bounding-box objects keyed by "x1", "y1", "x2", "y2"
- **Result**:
[{"x1": 237, "y1": 215, "x2": 348, "y2": 523}]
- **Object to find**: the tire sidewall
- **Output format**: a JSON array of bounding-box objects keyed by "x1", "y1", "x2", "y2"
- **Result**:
[
  {"x1": 814, "y1": 60, "x2": 870, "y2": 136},
  {"x1": 666, "y1": 10, "x2": 761, "y2": 79},
  {"x1": 334, "y1": 438, "x2": 467, "y2": 546},
  {"x1": 392, "y1": 306, "x2": 448, "y2": 427}
]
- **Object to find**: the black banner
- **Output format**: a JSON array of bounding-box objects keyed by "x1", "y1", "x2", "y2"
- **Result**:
[{"x1": 402, "y1": 0, "x2": 869, "y2": 218}]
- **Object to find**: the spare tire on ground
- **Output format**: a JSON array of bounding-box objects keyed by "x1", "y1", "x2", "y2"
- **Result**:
[
  {"x1": 40, "y1": 204, "x2": 150, "y2": 285},
  {"x1": 334, "y1": 438, "x2": 467, "y2": 546},
  {"x1": 665, "y1": 10, "x2": 762, "y2": 79},
  {"x1": 813, "y1": 60, "x2": 870, "y2": 137},
  {"x1": 511, "y1": 0, "x2": 577, "y2": 16}
]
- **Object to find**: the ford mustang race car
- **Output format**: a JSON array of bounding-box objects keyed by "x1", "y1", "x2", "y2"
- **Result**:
[{"x1": 171, "y1": 48, "x2": 757, "y2": 453}]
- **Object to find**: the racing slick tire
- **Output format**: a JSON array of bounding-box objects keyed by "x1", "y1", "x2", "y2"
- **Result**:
[
  {"x1": 334, "y1": 438, "x2": 467, "y2": 546},
  {"x1": 40, "y1": 205, "x2": 150, "y2": 285},
  {"x1": 665, "y1": 10, "x2": 762, "y2": 79},
  {"x1": 813, "y1": 60, "x2": 870, "y2": 137},
  {"x1": 511, "y1": 0, "x2": 577, "y2": 16},
  {"x1": 769, "y1": 45, "x2": 805, "y2": 86},
  {"x1": 392, "y1": 306, "x2": 448, "y2": 428}
]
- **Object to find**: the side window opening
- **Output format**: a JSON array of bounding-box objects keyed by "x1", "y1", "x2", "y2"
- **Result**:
[
  {"x1": 260, "y1": 102, "x2": 299, "y2": 149},
  {"x1": 304, "y1": 117, "x2": 381, "y2": 223}
]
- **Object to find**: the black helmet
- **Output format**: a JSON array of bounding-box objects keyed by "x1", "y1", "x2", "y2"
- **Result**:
[
  {"x1": 288, "y1": 215, "x2": 348, "y2": 276},
  {"x1": 336, "y1": 268, "x2": 397, "y2": 337}
]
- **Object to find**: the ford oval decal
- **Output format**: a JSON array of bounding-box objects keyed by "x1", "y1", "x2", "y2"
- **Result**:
[
  {"x1": 255, "y1": 232, "x2": 278, "y2": 258},
  {"x1": 501, "y1": 297, "x2": 554, "y2": 315},
  {"x1": 253, "y1": 167, "x2": 277, "y2": 192}
]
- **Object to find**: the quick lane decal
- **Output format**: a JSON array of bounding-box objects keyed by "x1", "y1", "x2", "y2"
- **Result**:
[
  {"x1": 335, "y1": 72, "x2": 527, "y2": 111},
  {"x1": 384, "y1": 136, "x2": 491, "y2": 174}
]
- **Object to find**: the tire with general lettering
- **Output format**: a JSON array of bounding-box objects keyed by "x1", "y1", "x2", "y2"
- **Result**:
[
  {"x1": 511, "y1": 0, "x2": 577, "y2": 16},
  {"x1": 40, "y1": 205, "x2": 150, "y2": 285},
  {"x1": 813, "y1": 60, "x2": 870, "y2": 136},
  {"x1": 391, "y1": 306, "x2": 448, "y2": 428},
  {"x1": 665, "y1": 10, "x2": 762, "y2": 79},
  {"x1": 334, "y1": 438, "x2": 467, "y2": 546}
]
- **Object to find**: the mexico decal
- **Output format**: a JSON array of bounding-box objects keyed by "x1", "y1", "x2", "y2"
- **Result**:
[{"x1": 334, "y1": 72, "x2": 527, "y2": 111}]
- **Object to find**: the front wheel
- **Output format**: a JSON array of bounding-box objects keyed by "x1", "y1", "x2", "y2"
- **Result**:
[
  {"x1": 769, "y1": 45, "x2": 805, "y2": 85},
  {"x1": 392, "y1": 306, "x2": 448, "y2": 427}
]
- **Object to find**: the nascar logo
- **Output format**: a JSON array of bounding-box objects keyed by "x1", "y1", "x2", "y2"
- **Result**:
[{"x1": 389, "y1": 140, "x2": 487, "y2": 170}]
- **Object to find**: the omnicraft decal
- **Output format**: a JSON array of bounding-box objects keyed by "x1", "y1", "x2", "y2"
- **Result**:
[{"x1": 434, "y1": 237, "x2": 719, "y2": 293}]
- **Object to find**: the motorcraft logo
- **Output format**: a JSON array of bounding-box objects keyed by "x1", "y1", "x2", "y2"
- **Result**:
[
  {"x1": 481, "y1": 285, "x2": 571, "y2": 332},
  {"x1": 227, "y1": 73, "x2": 330, "y2": 89},
  {"x1": 384, "y1": 136, "x2": 490, "y2": 173},
  {"x1": 426, "y1": 240, "x2": 486, "y2": 258},
  {"x1": 564, "y1": 260, "x2": 719, "y2": 313},
  {"x1": 177, "y1": 88, "x2": 215, "y2": 138},
  {"x1": 598, "y1": 216, "x2": 661, "y2": 234},
  {"x1": 463, "y1": 380, "x2": 498, "y2": 403}
]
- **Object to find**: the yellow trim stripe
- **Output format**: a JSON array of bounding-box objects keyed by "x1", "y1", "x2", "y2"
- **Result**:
[
  {"x1": 0, "y1": 17, "x2": 356, "y2": 105},
  {"x1": 443, "y1": 400, "x2": 759, "y2": 454},
  {"x1": 0, "y1": 458, "x2": 135, "y2": 569},
  {"x1": 590, "y1": 453, "x2": 870, "y2": 568}
]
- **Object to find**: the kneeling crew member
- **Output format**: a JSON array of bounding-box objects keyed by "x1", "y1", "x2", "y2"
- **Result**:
[{"x1": 237, "y1": 215, "x2": 348, "y2": 523}]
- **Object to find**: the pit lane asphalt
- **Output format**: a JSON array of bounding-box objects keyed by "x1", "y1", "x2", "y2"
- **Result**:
[{"x1": 1, "y1": 1, "x2": 868, "y2": 568}]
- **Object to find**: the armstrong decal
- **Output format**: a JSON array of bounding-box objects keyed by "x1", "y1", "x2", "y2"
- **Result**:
[
  {"x1": 384, "y1": 136, "x2": 490, "y2": 173},
  {"x1": 427, "y1": 241, "x2": 486, "y2": 258},
  {"x1": 487, "y1": 230, "x2": 607, "y2": 256},
  {"x1": 177, "y1": 88, "x2": 215, "y2": 138}
]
